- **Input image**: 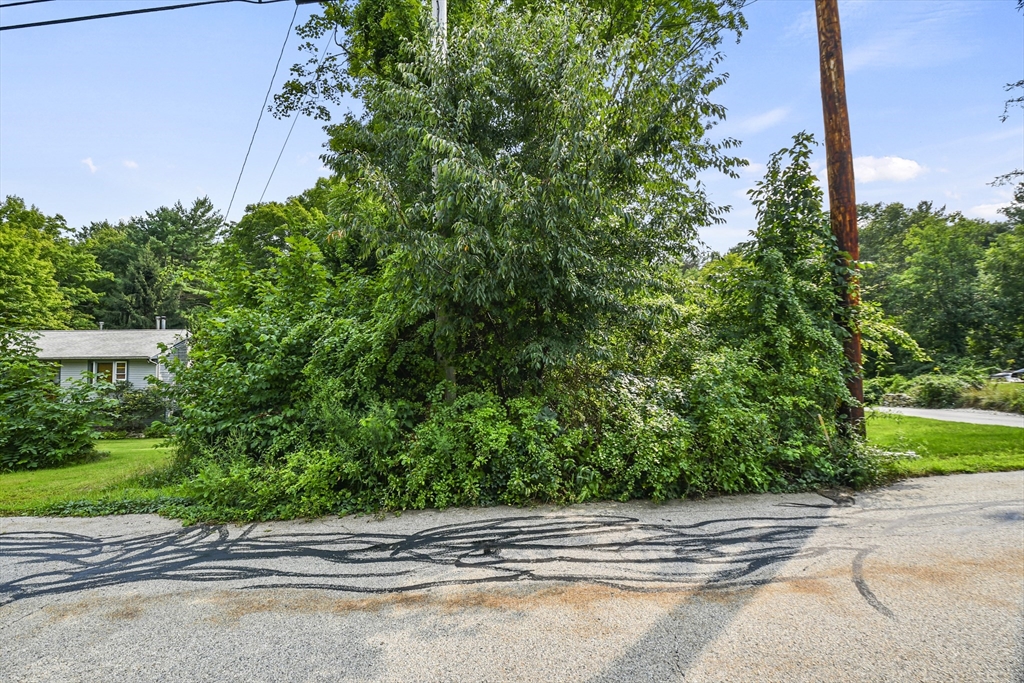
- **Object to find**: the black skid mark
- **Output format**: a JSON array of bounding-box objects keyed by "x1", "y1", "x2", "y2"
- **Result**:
[
  {"x1": 851, "y1": 546, "x2": 894, "y2": 619},
  {"x1": 0, "y1": 513, "x2": 836, "y2": 604}
]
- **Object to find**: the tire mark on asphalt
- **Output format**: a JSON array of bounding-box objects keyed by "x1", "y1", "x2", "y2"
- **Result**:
[
  {"x1": 0, "y1": 513, "x2": 835, "y2": 605},
  {"x1": 852, "y1": 546, "x2": 894, "y2": 619}
]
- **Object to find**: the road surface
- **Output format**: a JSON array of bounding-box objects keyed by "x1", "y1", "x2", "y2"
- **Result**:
[
  {"x1": 2, "y1": 472, "x2": 1022, "y2": 682},
  {"x1": 870, "y1": 406, "x2": 1024, "y2": 428}
]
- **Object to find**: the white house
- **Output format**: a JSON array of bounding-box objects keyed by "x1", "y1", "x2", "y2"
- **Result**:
[{"x1": 32, "y1": 329, "x2": 188, "y2": 388}]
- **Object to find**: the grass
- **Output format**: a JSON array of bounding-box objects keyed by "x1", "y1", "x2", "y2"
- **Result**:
[
  {"x1": 0, "y1": 439, "x2": 176, "y2": 515},
  {"x1": 867, "y1": 412, "x2": 1024, "y2": 476}
]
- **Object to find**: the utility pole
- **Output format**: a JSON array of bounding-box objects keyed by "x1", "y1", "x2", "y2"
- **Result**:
[
  {"x1": 432, "y1": 0, "x2": 448, "y2": 57},
  {"x1": 815, "y1": 0, "x2": 864, "y2": 435}
]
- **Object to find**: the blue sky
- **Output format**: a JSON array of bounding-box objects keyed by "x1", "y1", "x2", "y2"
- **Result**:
[{"x1": 1, "y1": 0, "x2": 1021, "y2": 252}]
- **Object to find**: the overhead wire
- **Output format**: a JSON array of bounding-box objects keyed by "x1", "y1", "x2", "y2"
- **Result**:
[
  {"x1": 225, "y1": 2, "x2": 299, "y2": 222},
  {"x1": 259, "y1": 30, "x2": 335, "y2": 204},
  {"x1": 0, "y1": 0, "x2": 57, "y2": 10},
  {"x1": 0, "y1": 0, "x2": 290, "y2": 31}
]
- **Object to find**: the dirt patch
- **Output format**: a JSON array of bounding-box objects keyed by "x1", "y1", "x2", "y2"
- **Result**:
[
  {"x1": 105, "y1": 604, "x2": 143, "y2": 621},
  {"x1": 439, "y1": 584, "x2": 646, "y2": 612},
  {"x1": 205, "y1": 583, "x2": 696, "y2": 623},
  {"x1": 202, "y1": 590, "x2": 430, "y2": 624},
  {"x1": 34, "y1": 581, "x2": 784, "y2": 627},
  {"x1": 775, "y1": 577, "x2": 836, "y2": 599},
  {"x1": 868, "y1": 551, "x2": 1024, "y2": 589},
  {"x1": 43, "y1": 597, "x2": 103, "y2": 622}
]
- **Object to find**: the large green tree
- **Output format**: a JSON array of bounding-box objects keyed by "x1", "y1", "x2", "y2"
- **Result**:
[
  {"x1": 168, "y1": 3, "x2": 878, "y2": 521},
  {"x1": 0, "y1": 196, "x2": 108, "y2": 329},
  {"x1": 324, "y1": 0, "x2": 744, "y2": 393},
  {"x1": 975, "y1": 185, "x2": 1024, "y2": 366},
  {"x1": 79, "y1": 198, "x2": 222, "y2": 328},
  {"x1": 859, "y1": 201, "x2": 1010, "y2": 363}
]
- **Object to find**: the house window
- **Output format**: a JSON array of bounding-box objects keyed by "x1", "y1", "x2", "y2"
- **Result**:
[{"x1": 93, "y1": 361, "x2": 128, "y2": 383}]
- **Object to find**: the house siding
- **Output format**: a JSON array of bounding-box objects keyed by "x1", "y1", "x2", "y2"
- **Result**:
[
  {"x1": 127, "y1": 359, "x2": 157, "y2": 388},
  {"x1": 59, "y1": 359, "x2": 170, "y2": 388},
  {"x1": 59, "y1": 360, "x2": 89, "y2": 387}
]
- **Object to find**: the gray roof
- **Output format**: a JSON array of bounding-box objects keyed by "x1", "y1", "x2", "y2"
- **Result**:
[{"x1": 30, "y1": 330, "x2": 188, "y2": 360}]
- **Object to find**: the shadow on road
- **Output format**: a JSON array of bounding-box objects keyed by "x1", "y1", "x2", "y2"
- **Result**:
[{"x1": 1, "y1": 510, "x2": 838, "y2": 606}]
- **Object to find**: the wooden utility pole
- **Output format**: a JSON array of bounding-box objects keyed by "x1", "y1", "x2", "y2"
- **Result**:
[{"x1": 815, "y1": 0, "x2": 864, "y2": 434}]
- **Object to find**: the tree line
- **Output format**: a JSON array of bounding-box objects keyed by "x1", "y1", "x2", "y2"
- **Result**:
[
  {"x1": 859, "y1": 186, "x2": 1024, "y2": 374},
  {"x1": 0, "y1": 196, "x2": 220, "y2": 330}
]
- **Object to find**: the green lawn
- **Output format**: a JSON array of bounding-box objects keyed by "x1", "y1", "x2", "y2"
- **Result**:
[
  {"x1": 867, "y1": 412, "x2": 1024, "y2": 476},
  {"x1": 0, "y1": 439, "x2": 174, "y2": 515}
]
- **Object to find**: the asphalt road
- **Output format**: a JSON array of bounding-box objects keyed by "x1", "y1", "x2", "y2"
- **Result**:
[
  {"x1": 871, "y1": 406, "x2": 1024, "y2": 428},
  {"x1": 2, "y1": 472, "x2": 1023, "y2": 682}
]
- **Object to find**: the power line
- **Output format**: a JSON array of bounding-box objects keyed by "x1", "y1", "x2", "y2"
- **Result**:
[
  {"x1": 225, "y1": 2, "x2": 298, "y2": 222},
  {"x1": 0, "y1": 0, "x2": 289, "y2": 31},
  {"x1": 0, "y1": 0, "x2": 57, "y2": 10},
  {"x1": 259, "y1": 32, "x2": 334, "y2": 204}
]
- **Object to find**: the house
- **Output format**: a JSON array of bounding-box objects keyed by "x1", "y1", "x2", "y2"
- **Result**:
[{"x1": 32, "y1": 329, "x2": 188, "y2": 388}]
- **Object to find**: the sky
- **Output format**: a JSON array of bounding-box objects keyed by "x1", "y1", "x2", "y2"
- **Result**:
[{"x1": 1, "y1": 0, "x2": 1022, "y2": 253}]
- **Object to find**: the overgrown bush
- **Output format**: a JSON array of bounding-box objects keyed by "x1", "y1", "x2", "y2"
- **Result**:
[
  {"x1": 903, "y1": 372, "x2": 983, "y2": 408},
  {"x1": 864, "y1": 375, "x2": 918, "y2": 405},
  {"x1": 169, "y1": 136, "x2": 874, "y2": 520},
  {"x1": 0, "y1": 330, "x2": 111, "y2": 471},
  {"x1": 166, "y1": 4, "x2": 878, "y2": 521},
  {"x1": 107, "y1": 382, "x2": 170, "y2": 433},
  {"x1": 961, "y1": 382, "x2": 1024, "y2": 414},
  {"x1": 144, "y1": 420, "x2": 172, "y2": 438}
]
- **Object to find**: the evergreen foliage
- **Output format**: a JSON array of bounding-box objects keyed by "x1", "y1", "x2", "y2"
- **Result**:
[{"x1": 79, "y1": 197, "x2": 222, "y2": 329}]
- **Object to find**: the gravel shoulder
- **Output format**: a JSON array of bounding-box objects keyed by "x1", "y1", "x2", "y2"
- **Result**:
[
  {"x1": 2, "y1": 472, "x2": 1023, "y2": 682},
  {"x1": 870, "y1": 406, "x2": 1024, "y2": 428}
]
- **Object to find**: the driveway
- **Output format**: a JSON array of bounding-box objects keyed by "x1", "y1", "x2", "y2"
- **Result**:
[
  {"x1": 2, "y1": 472, "x2": 1022, "y2": 682},
  {"x1": 871, "y1": 406, "x2": 1024, "y2": 428}
]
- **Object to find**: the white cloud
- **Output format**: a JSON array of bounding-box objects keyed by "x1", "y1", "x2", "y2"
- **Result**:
[
  {"x1": 854, "y1": 156, "x2": 925, "y2": 183},
  {"x1": 843, "y1": 2, "x2": 975, "y2": 72},
  {"x1": 123, "y1": 160, "x2": 139, "y2": 169},
  {"x1": 736, "y1": 107, "x2": 789, "y2": 134},
  {"x1": 81, "y1": 157, "x2": 98, "y2": 173},
  {"x1": 738, "y1": 160, "x2": 766, "y2": 178},
  {"x1": 784, "y1": 10, "x2": 816, "y2": 39},
  {"x1": 967, "y1": 203, "x2": 1009, "y2": 221}
]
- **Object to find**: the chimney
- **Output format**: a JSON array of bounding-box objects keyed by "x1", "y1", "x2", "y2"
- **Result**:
[
  {"x1": 155, "y1": 316, "x2": 167, "y2": 330},
  {"x1": 98, "y1": 322, "x2": 104, "y2": 330}
]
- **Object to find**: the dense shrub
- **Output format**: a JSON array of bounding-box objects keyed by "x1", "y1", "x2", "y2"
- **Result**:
[
  {"x1": 904, "y1": 373, "x2": 983, "y2": 408},
  {"x1": 960, "y1": 382, "x2": 1024, "y2": 414},
  {"x1": 168, "y1": 131, "x2": 875, "y2": 520},
  {"x1": 863, "y1": 376, "x2": 908, "y2": 405},
  {"x1": 166, "y1": 5, "x2": 877, "y2": 521},
  {"x1": 144, "y1": 420, "x2": 172, "y2": 438},
  {"x1": 107, "y1": 382, "x2": 170, "y2": 433},
  {"x1": 0, "y1": 330, "x2": 111, "y2": 471}
]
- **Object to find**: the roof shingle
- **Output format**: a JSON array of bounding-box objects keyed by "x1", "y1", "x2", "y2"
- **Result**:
[{"x1": 30, "y1": 330, "x2": 188, "y2": 360}]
